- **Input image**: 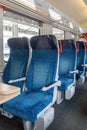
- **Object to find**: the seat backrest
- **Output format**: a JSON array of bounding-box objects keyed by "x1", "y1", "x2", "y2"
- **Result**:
[
  {"x1": 26, "y1": 35, "x2": 58, "y2": 95},
  {"x1": 85, "y1": 42, "x2": 87, "y2": 70},
  {"x1": 58, "y1": 39, "x2": 76, "y2": 79},
  {"x1": 2, "y1": 37, "x2": 29, "y2": 91},
  {"x1": 76, "y1": 41, "x2": 85, "y2": 72}
]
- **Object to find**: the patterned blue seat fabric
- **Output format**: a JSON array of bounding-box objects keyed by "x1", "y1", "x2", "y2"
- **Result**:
[
  {"x1": 85, "y1": 43, "x2": 87, "y2": 71},
  {"x1": 58, "y1": 40, "x2": 76, "y2": 91},
  {"x1": 76, "y1": 41, "x2": 85, "y2": 79},
  {"x1": 2, "y1": 37, "x2": 29, "y2": 92},
  {"x1": 3, "y1": 35, "x2": 58, "y2": 123},
  {"x1": 59, "y1": 77, "x2": 74, "y2": 91}
]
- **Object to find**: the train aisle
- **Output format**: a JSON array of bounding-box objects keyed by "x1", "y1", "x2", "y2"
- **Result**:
[
  {"x1": 0, "y1": 79, "x2": 87, "y2": 130},
  {"x1": 48, "y1": 79, "x2": 87, "y2": 130}
]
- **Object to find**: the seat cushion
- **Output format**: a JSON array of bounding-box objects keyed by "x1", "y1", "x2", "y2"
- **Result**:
[
  {"x1": 3, "y1": 91, "x2": 52, "y2": 122},
  {"x1": 76, "y1": 71, "x2": 84, "y2": 79},
  {"x1": 58, "y1": 77, "x2": 74, "y2": 91}
]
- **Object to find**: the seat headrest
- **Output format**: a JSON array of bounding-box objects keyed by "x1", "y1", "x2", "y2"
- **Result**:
[
  {"x1": 76, "y1": 41, "x2": 85, "y2": 49},
  {"x1": 59, "y1": 39, "x2": 75, "y2": 49},
  {"x1": 30, "y1": 35, "x2": 57, "y2": 49},
  {"x1": 8, "y1": 37, "x2": 29, "y2": 49}
]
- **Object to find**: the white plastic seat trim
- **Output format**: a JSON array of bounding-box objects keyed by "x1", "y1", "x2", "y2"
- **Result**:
[{"x1": 8, "y1": 77, "x2": 26, "y2": 83}]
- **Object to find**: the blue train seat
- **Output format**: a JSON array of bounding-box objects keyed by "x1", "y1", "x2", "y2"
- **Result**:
[
  {"x1": 3, "y1": 35, "x2": 60, "y2": 130},
  {"x1": 84, "y1": 43, "x2": 87, "y2": 76},
  {"x1": 57, "y1": 39, "x2": 77, "y2": 104},
  {"x1": 2, "y1": 37, "x2": 29, "y2": 92},
  {"x1": 76, "y1": 41, "x2": 86, "y2": 84}
]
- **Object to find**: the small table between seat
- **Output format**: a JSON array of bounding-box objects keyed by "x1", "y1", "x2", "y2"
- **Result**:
[{"x1": 0, "y1": 83, "x2": 20, "y2": 104}]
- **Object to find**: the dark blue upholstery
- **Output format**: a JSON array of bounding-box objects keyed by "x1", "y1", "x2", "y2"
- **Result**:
[
  {"x1": 85, "y1": 43, "x2": 87, "y2": 71},
  {"x1": 3, "y1": 91, "x2": 52, "y2": 122},
  {"x1": 2, "y1": 37, "x2": 29, "y2": 91},
  {"x1": 76, "y1": 41, "x2": 85, "y2": 79},
  {"x1": 58, "y1": 77, "x2": 74, "y2": 90},
  {"x1": 26, "y1": 50, "x2": 57, "y2": 95},
  {"x1": 3, "y1": 35, "x2": 58, "y2": 122},
  {"x1": 58, "y1": 40, "x2": 76, "y2": 90},
  {"x1": 76, "y1": 71, "x2": 83, "y2": 78}
]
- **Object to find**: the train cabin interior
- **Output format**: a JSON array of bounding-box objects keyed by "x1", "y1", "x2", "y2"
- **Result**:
[{"x1": 0, "y1": 0, "x2": 87, "y2": 130}]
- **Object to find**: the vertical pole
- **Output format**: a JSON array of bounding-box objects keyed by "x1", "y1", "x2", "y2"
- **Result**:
[
  {"x1": 12, "y1": 23, "x2": 18, "y2": 37},
  {"x1": 40, "y1": 23, "x2": 52, "y2": 35}
]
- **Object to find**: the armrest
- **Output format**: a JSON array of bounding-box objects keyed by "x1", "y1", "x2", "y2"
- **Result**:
[
  {"x1": 70, "y1": 70, "x2": 78, "y2": 74},
  {"x1": 81, "y1": 64, "x2": 87, "y2": 67},
  {"x1": 42, "y1": 81, "x2": 61, "y2": 91},
  {"x1": 8, "y1": 77, "x2": 26, "y2": 83}
]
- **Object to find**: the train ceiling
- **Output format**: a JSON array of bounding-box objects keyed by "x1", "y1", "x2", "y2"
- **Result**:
[
  {"x1": 0, "y1": 0, "x2": 87, "y2": 33},
  {"x1": 46, "y1": 0, "x2": 87, "y2": 28}
]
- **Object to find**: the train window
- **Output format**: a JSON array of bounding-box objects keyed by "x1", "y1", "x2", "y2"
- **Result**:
[
  {"x1": 18, "y1": 23, "x2": 39, "y2": 38},
  {"x1": 53, "y1": 28, "x2": 64, "y2": 40},
  {"x1": 3, "y1": 20, "x2": 12, "y2": 62},
  {"x1": 3, "y1": 19, "x2": 39, "y2": 62},
  {"x1": 71, "y1": 33, "x2": 75, "y2": 39}
]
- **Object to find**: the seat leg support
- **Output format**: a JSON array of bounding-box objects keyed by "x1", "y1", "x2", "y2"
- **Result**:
[
  {"x1": 86, "y1": 72, "x2": 87, "y2": 77},
  {"x1": 23, "y1": 120, "x2": 36, "y2": 130},
  {"x1": 36, "y1": 107, "x2": 54, "y2": 130},
  {"x1": 65, "y1": 86, "x2": 75, "y2": 100},
  {"x1": 1, "y1": 109, "x2": 14, "y2": 118},
  {"x1": 57, "y1": 90, "x2": 64, "y2": 104},
  {"x1": 77, "y1": 76, "x2": 85, "y2": 85}
]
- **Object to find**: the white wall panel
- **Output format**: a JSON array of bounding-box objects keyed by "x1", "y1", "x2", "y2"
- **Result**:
[{"x1": 0, "y1": 9, "x2": 4, "y2": 72}]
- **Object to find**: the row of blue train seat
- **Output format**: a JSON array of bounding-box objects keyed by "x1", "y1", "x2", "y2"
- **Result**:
[
  {"x1": 57, "y1": 40, "x2": 86, "y2": 104},
  {"x1": 58, "y1": 40, "x2": 76, "y2": 91},
  {"x1": 2, "y1": 35, "x2": 61, "y2": 130},
  {"x1": 1, "y1": 35, "x2": 87, "y2": 130},
  {"x1": 57, "y1": 40, "x2": 76, "y2": 103}
]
